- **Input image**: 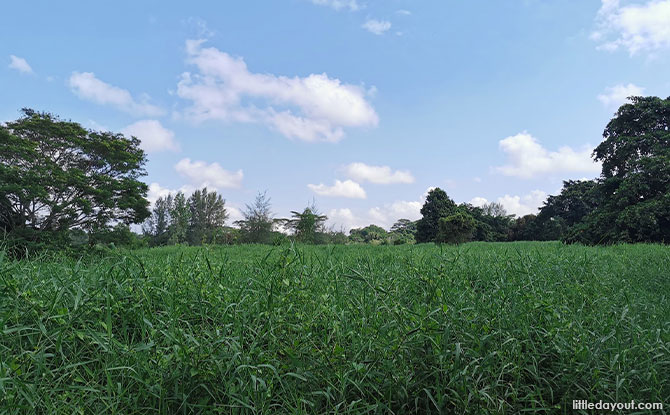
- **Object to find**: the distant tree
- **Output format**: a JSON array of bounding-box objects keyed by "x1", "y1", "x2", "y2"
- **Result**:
[
  {"x1": 349, "y1": 224, "x2": 388, "y2": 244},
  {"x1": 436, "y1": 211, "x2": 476, "y2": 244},
  {"x1": 415, "y1": 188, "x2": 457, "y2": 243},
  {"x1": 236, "y1": 191, "x2": 275, "y2": 244},
  {"x1": 281, "y1": 202, "x2": 328, "y2": 244},
  {"x1": 168, "y1": 192, "x2": 190, "y2": 244},
  {"x1": 567, "y1": 96, "x2": 670, "y2": 244},
  {"x1": 143, "y1": 195, "x2": 172, "y2": 246},
  {"x1": 509, "y1": 214, "x2": 540, "y2": 241},
  {"x1": 187, "y1": 188, "x2": 228, "y2": 245},
  {"x1": 390, "y1": 218, "x2": 417, "y2": 245},
  {"x1": 0, "y1": 109, "x2": 149, "y2": 252},
  {"x1": 538, "y1": 180, "x2": 599, "y2": 228}
]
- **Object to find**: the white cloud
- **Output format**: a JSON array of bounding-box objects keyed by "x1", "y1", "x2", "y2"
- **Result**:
[
  {"x1": 69, "y1": 72, "x2": 165, "y2": 117},
  {"x1": 592, "y1": 0, "x2": 670, "y2": 55},
  {"x1": 497, "y1": 190, "x2": 547, "y2": 217},
  {"x1": 362, "y1": 19, "x2": 392, "y2": 35},
  {"x1": 496, "y1": 132, "x2": 600, "y2": 179},
  {"x1": 597, "y1": 83, "x2": 645, "y2": 108},
  {"x1": 396, "y1": 9, "x2": 412, "y2": 15},
  {"x1": 309, "y1": 0, "x2": 360, "y2": 11},
  {"x1": 343, "y1": 162, "x2": 414, "y2": 184},
  {"x1": 122, "y1": 120, "x2": 179, "y2": 153},
  {"x1": 175, "y1": 158, "x2": 243, "y2": 189},
  {"x1": 469, "y1": 191, "x2": 547, "y2": 217},
  {"x1": 327, "y1": 208, "x2": 367, "y2": 231},
  {"x1": 146, "y1": 182, "x2": 196, "y2": 206},
  {"x1": 469, "y1": 197, "x2": 489, "y2": 207},
  {"x1": 8, "y1": 55, "x2": 33, "y2": 74},
  {"x1": 308, "y1": 179, "x2": 366, "y2": 199},
  {"x1": 177, "y1": 40, "x2": 378, "y2": 142},
  {"x1": 327, "y1": 187, "x2": 432, "y2": 231}
]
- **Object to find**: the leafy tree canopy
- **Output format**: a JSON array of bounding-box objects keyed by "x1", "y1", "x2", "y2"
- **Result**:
[
  {"x1": 0, "y1": 109, "x2": 149, "y2": 251},
  {"x1": 415, "y1": 188, "x2": 457, "y2": 243}
]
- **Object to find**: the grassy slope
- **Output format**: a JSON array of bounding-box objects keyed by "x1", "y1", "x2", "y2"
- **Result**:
[{"x1": 0, "y1": 242, "x2": 668, "y2": 414}]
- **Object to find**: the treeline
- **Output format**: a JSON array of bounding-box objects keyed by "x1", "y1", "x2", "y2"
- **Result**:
[
  {"x1": 2, "y1": 96, "x2": 669, "y2": 255},
  {"x1": 142, "y1": 191, "x2": 347, "y2": 247}
]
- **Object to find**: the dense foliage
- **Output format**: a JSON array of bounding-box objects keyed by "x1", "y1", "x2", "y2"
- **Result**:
[
  {"x1": 0, "y1": 109, "x2": 149, "y2": 254},
  {"x1": 1, "y1": 243, "x2": 668, "y2": 413}
]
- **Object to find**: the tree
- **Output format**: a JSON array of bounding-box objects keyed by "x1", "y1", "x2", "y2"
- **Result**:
[
  {"x1": 538, "y1": 180, "x2": 599, "y2": 229},
  {"x1": 349, "y1": 224, "x2": 388, "y2": 244},
  {"x1": 390, "y1": 219, "x2": 417, "y2": 245},
  {"x1": 187, "y1": 188, "x2": 228, "y2": 245},
  {"x1": 143, "y1": 195, "x2": 172, "y2": 246},
  {"x1": 0, "y1": 109, "x2": 149, "y2": 252},
  {"x1": 436, "y1": 211, "x2": 476, "y2": 244},
  {"x1": 568, "y1": 96, "x2": 670, "y2": 244},
  {"x1": 415, "y1": 188, "x2": 457, "y2": 243},
  {"x1": 168, "y1": 192, "x2": 190, "y2": 244},
  {"x1": 236, "y1": 191, "x2": 275, "y2": 244},
  {"x1": 281, "y1": 202, "x2": 328, "y2": 244}
]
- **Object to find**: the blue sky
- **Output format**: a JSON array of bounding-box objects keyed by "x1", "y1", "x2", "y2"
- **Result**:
[{"x1": 3, "y1": 0, "x2": 670, "y2": 231}]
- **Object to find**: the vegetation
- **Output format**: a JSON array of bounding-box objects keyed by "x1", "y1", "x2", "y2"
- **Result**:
[
  {"x1": 1, "y1": 242, "x2": 668, "y2": 413},
  {"x1": 0, "y1": 109, "x2": 149, "y2": 255}
]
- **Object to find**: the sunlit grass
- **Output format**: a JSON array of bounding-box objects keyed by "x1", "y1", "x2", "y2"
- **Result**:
[{"x1": 1, "y1": 242, "x2": 668, "y2": 414}]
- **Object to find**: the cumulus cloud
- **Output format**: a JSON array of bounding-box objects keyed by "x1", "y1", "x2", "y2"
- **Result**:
[
  {"x1": 307, "y1": 180, "x2": 366, "y2": 199},
  {"x1": 175, "y1": 158, "x2": 243, "y2": 189},
  {"x1": 69, "y1": 72, "x2": 164, "y2": 117},
  {"x1": 469, "y1": 197, "x2": 489, "y2": 207},
  {"x1": 469, "y1": 190, "x2": 548, "y2": 217},
  {"x1": 309, "y1": 0, "x2": 360, "y2": 11},
  {"x1": 176, "y1": 40, "x2": 378, "y2": 142},
  {"x1": 146, "y1": 182, "x2": 197, "y2": 206},
  {"x1": 122, "y1": 120, "x2": 179, "y2": 153},
  {"x1": 343, "y1": 162, "x2": 414, "y2": 184},
  {"x1": 362, "y1": 19, "x2": 392, "y2": 35},
  {"x1": 326, "y1": 187, "x2": 432, "y2": 231},
  {"x1": 597, "y1": 83, "x2": 645, "y2": 108},
  {"x1": 495, "y1": 132, "x2": 600, "y2": 179},
  {"x1": 8, "y1": 55, "x2": 33, "y2": 74},
  {"x1": 592, "y1": 0, "x2": 670, "y2": 55}
]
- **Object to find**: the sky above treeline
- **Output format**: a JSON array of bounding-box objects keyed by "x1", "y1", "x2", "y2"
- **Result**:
[{"x1": 2, "y1": 0, "x2": 669, "y2": 231}]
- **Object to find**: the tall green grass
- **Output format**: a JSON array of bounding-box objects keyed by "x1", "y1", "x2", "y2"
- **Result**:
[{"x1": 0, "y1": 242, "x2": 668, "y2": 414}]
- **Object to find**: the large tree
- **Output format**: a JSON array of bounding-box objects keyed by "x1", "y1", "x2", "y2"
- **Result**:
[
  {"x1": 187, "y1": 188, "x2": 228, "y2": 245},
  {"x1": 568, "y1": 96, "x2": 670, "y2": 244},
  {"x1": 0, "y1": 109, "x2": 149, "y2": 249},
  {"x1": 236, "y1": 191, "x2": 275, "y2": 244},
  {"x1": 415, "y1": 188, "x2": 457, "y2": 243},
  {"x1": 281, "y1": 203, "x2": 328, "y2": 244}
]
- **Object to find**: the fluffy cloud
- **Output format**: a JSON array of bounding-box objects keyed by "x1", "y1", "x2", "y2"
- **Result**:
[
  {"x1": 69, "y1": 72, "x2": 164, "y2": 117},
  {"x1": 175, "y1": 158, "x2": 243, "y2": 189},
  {"x1": 326, "y1": 188, "x2": 431, "y2": 231},
  {"x1": 309, "y1": 0, "x2": 360, "y2": 11},
  {"x1": 470, "y1": 190, "x2": 548, "y2": 217},
  {"x1": 597, "y1": 83, "x2": 645, "y2": 108},
  {"x1": 496, "y1": 132, "x2": 600, "y2": 179},
  {"x1": 146, "y1": 182, "x2": 196, "y2": 206},
  {"x1": 121, "y1": 120, "x2": 179, "y2": 153},
  {"x1": 362, "y1": 19, "x2": 392, "y2": 35},
  {"x1": 8, "y1": 55, "x2": 33, "y2": 74},
  {"x1": 177, "y1": 40, "x2": 378, "y2": 142},
  {"x1": 343, "y1": 162, "x2": 414, "y2": 184},
  {"x1": 469, "y1": 197, "x2": 489, "y2": 207},
  {"x1": 592, "y1": 0, "x2": 670, "y2": 55},
  {"x1": 307, "y1": 180, "x2": 366, "y2": 198}
]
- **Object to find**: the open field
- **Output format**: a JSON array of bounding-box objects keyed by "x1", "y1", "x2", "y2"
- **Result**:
[{"x1": 1, "y1": 242, "x2": 669, "y2": 414}]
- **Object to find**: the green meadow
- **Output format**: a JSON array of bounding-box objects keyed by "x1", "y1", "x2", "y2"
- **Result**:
[{"x1": 1, "y1": 242, "x2": 669, "y2": 414}]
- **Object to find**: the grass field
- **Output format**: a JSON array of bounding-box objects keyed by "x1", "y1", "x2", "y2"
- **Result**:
[{"x1": 0, "y1": 242, "x2": 668, "y2": 414}]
